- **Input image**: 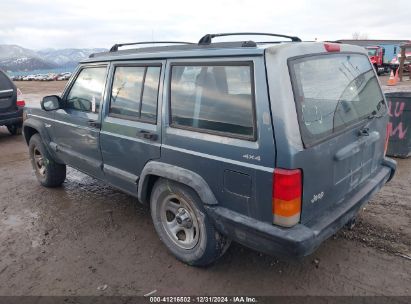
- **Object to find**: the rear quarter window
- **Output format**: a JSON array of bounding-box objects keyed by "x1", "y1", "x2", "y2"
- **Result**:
[
  {"x1": 289, "y1": 53, "x2": 385, "y2": 147},
  {"x1": 170, "y1": 63, "x2": 256, "y2": 140}
]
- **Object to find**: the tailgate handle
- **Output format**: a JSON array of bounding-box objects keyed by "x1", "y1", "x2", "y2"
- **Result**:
[
  {"x1": 358, "y1": 127, "x2": 370, "y2": 137},
  {"x1": 0, "y1": 89, "x2": 14, "y2": 98},
  {"x1": 335, "y1": 131, "x2": 380, "y2": 161}
]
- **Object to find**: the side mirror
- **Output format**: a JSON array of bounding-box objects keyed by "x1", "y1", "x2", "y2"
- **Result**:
[{"x1": 41, "y1": 95, "x2": 63, "y2": 111}]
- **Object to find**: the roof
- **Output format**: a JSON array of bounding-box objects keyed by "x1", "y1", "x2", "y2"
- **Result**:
[
  {"x1": 82, "y1": 42, "x2": 275, "y2": 63},
  {"x1": 83, "y1": 32, "x2": 305, "y2": 63},
  {"x1": 81, "y1": 33, "x2": 368, "y2": 64}
]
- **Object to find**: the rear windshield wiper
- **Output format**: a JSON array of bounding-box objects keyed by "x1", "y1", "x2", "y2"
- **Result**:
[
  {"x1": 367, "y1": 99, "x2": 386, "y2": 119},
  {"x1": 359, "y1": 99, "x2": 387, "y2": 136}
]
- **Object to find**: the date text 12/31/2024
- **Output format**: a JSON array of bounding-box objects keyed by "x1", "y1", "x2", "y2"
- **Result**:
[{"x1": 149, "y1": 296, "x2": 257, "y2": 303}]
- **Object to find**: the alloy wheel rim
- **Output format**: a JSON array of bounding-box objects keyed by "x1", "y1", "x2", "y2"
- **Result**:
[{"x1": 33, "y1": 147, "x2": 46, "y2": 176}]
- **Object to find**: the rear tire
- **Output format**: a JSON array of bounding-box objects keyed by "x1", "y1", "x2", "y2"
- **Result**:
[
  {"x1": 150, "y1": 178, "x2": 230, "y2": 266},
  {"x1": 7, "y1": 124, "x2": 22, "y2": 135},
  {"x1": 29, "y1": 134, "x2": 66, "y2": 187}
]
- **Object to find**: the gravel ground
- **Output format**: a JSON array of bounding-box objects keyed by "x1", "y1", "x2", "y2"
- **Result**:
[{"x1": 0, "y1": 80, "x2": 409, "y2": 296}]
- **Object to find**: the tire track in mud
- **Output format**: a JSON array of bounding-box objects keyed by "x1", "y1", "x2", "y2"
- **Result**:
[{"x1": 336, "y1": 158, "x2": 411, "y2": 259}]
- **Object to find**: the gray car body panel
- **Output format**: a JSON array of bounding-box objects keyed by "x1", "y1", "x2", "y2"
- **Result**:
[
  {"x1": 0, "y1": 69, "x2": 22, "y2": 126},
  {"x1": 23, "y1": 41, "x2": 396, "y2": 258}
]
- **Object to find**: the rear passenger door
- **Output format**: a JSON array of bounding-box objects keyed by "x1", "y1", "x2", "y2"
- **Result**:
[{"x1": 100, "y1": 61, "x2": 164, "y2": 196}]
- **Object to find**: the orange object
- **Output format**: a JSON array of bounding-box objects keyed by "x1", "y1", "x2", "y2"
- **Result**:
[
  {"x1": 394, "y1": 67, "x2": 400, "y2": 81},
  {"x1": 272, "y1": 197, "x2": 301, "y2": 217},
  {"x1": 387, "y1": 70, "x2": 397, "y2": 86}
]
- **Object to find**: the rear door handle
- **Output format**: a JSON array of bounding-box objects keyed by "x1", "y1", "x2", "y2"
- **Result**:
[
  {"x1": 136, "y1": 130, "x2": 157, "y2": 140},
  {"x1": 88, "y1": 120, "x2": 101, "y2": 128}
]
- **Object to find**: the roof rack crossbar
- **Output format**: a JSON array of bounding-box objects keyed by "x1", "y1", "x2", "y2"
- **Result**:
[
  {"x1": 110, "y1": 41, "x2": 195, "y2": 52},
  {"x1": 198, "y1": 32, "x2": 302, "y2": 45}
]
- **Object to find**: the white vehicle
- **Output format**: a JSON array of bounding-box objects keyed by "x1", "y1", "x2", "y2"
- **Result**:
[{"x1": 22, "y1": 75, "x2": 35, "y2": 81}]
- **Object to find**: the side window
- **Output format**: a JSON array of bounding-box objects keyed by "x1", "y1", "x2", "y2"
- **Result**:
[
  {"x1": 141, "y1": 67, "x2": 161, "y2": 121},
  {"x1": 110, "y1": 67, "x2": 145, "y2": 118},
  {"x1": 66, "y1": 67, "x2": 107, "y2": 112},
  {"x1": 170, "y1": 63, "x2": 255, "y2": 139},
  {"x1": 110, "y1": 66, "x2": 161, "y2": 123}
]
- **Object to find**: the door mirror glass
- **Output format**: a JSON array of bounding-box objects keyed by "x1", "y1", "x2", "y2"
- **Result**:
[{"x1": 41, "y1": 95, "x2": 62, "y2": 111}]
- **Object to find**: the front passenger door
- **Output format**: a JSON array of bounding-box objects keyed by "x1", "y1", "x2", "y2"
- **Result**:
[{"x1": 51, "y1": 65, "x2": 108, "y2": 179}]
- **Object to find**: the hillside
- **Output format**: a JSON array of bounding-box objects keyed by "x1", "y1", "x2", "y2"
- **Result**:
[{"x1": 0, "y1": 45, "x2": 106, "y2": 72}]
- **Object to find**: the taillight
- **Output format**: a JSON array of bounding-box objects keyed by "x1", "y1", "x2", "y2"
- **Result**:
[
  {"x1": 16, "y1": 88, "x2": 25, "y2": 107},
  {"x1": 384, "y1": 124, "x2": 390, "y2": 156},
  {"x1": 272, "y1": 168, "x2": 302, "y2": 227},
  {"x1": 324, "y1": 43, "x2": 340, "y2": 52}
]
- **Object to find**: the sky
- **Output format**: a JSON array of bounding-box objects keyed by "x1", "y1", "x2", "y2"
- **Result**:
[{"x1": 1, "y1": 0, "x2": 410, "y2": 50}]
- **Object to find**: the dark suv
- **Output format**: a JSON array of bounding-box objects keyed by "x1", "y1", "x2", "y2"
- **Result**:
[
  {"x1": 23, "y1": 33, "x2": 396, "y2": 266},
  {"x1": 0, "y1": 69, "x2": 24, "y2": 135}
]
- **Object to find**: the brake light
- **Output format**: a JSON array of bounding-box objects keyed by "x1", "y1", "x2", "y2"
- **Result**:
[
  {"x1": 272, "y1": 168, "x2": 302, "y2": 227},
  {"x1": 324, "y1": 43, "x2": 340, "y2": 52},
  {"x1": 16, "y1": 88, "x2": 25, "y2": 107},
  {"x1": 384, "y1": 124, "x2": 390, "y2": 155}
]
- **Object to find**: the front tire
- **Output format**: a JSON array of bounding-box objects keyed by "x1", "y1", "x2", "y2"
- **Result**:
[
  {"x1": 150, "y1": 179, "x2": 230, "y2": 266},
  {"x1": 29, "y1": 134, "x2": 66, "y2": 187},
  {"x1": 7, "y1": 124, "x2": 22, "y2": 135}
]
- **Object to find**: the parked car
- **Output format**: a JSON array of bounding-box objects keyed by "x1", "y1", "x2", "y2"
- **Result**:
[
  {"x1": 35, "y1": 74, "x2": 48, "y2": 81},
  {"x1": 46, "y1": 74, "x2": 58, "y2": 81},
  {"x1": 22, "y1": 33, "x2": 396, "y2": 266},
  {"x1": 13, "y1": 75, "x2": 23, "y2": 81},
  {"x1": 0, "y1": 69, "x2": 25, "y2": 135},
  {"x1": 56, "y1": 72, "x2": 72, "y2": 81},
  {"x1": 22, "y1": 74, "x2": 35, "y2": 81}
]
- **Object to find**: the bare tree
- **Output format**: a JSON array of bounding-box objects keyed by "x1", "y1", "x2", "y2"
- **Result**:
[{"x1": 352, "y1": 32, "x2": 369, "y2": 40}]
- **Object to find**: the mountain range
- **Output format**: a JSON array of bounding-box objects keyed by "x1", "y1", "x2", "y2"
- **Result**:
[{"x1": 0, "y1": 45, "x2": 107, "y2": 72}]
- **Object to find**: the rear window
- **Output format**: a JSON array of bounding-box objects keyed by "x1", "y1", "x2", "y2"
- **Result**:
[{"x1": 289, "y1": 53, "x2": 385, "y2": 147}]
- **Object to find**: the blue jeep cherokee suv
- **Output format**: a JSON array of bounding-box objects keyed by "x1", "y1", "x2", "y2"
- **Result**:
[{"x1": 23, "y1": 33, "x2": 396, "y2": 266}]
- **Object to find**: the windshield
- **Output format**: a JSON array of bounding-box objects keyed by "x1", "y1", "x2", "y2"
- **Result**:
[
  {"x1": 367, "y1": 49, "x2": 377, "y2": 56},
  {"x1": 289, "y1": 53, "x2": 385, "y2": 147}
]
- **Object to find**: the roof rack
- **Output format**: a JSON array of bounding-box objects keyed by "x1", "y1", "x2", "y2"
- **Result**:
[
  {"x1": 198, "y1": 32, "x2": 302, "y2": 45},
  {"x1": 109, "y1": 41, "x2": 195, "y2": 52}
]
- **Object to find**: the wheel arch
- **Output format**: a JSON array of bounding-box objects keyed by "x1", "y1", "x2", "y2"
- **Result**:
[
  {"x1": 138, "y1": 162, "x2": 218, "y2": 206},
  {"x1": 23, "y1": 118, "x2": 64, "y2": 164},
  {"x1": 23, "y1": 125, "x2": 39, "y2": 145},
  {"x1": 23, "y1": 118, "x2": 47, "y2": 145}
]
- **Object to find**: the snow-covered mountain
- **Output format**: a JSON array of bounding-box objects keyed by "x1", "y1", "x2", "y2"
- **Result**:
[
  {"x1": 37, "y1": 48, "x2": 107, "y2": 66},
  {"x1": 0, "y1": 45, "x2": 107, "y2": 72}
]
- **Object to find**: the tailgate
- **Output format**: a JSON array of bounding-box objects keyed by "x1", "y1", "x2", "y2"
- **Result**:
[
  {"x1": 0, "y1": 70, "x2": 17, "y2": 112},
  {"x1": 287, "y1": 52, "x2": 388, "y2": 224}
]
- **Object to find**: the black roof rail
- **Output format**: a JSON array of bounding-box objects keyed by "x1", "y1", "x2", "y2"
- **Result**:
[
  {"x1": 109, "y1": 41, "x2": 195, "y2": 52},
  {"x1": 198, "y1": 32, "x2": 302, "y2": 45}
]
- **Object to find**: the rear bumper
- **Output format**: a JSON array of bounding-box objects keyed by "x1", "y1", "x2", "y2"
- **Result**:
[
  {"x1": 205, "y1": 159, "x2": 396, "y2": 258},
  {"x1": 0, "y1": 108, "x2": 23, "y2": 126}
]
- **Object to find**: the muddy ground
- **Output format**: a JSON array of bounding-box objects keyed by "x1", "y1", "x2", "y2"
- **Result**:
[{"x1": 0, "y1": 81, "x2": 409, "y2": 296}]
